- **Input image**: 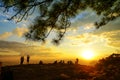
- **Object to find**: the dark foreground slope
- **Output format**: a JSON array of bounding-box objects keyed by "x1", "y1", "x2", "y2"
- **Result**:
[
  {"x1": 1, "y1": 64, "x2": 93, "y2": 80},
  {"x1": 1, "y1": 54, "x2": 120, "y2": 80}
]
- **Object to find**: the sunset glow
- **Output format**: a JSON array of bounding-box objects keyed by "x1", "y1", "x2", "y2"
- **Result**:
[
  {"x1": 81, "y1": 50, "x2": 95, "y2": 60},
  {"x1": 0, "y1": 8, "x2": 119, "y2": 66}
]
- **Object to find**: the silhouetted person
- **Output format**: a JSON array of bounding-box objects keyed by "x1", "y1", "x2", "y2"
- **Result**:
[
  {"x1": 59, "y1": 60, "x2": 62, "y2": 64},
  {"x1": 20, "y1": 56, "x2": 24, "y2": 65},
  {"x1": 59, "y1": 60, "x2": 65, "y2": 64},
  {"x1": 75, "y1": 58, "x2": 79, "y2": 64},
  {"x1": 67, "y1": 61, "x2": 70, "y2": 64},
  {"x1": 39, "y1": 60, "x2": 43, "y2": 65},
  {"x1": 67, "y1": 61, "x2": 73, "y2": 64},
  {"x1": 27, "y1": 55, "x2": 30, "y2": 64},
  {"x1": 62, "y1": 60, "x2": 65, "y2": 64},
  {"x1": 53, "y1": 60, "x2": 57, "y2": 64},
  {"x1": 70, "y1": 61, "x2": 73, "y2": 64}
]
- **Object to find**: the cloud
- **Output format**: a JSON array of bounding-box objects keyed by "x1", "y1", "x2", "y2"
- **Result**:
[
  {"x1": 0, "y1": 40, "x2": 27, "y2": 55},
  {"x1": 83, "y1": 23, "x2": 95, "y2": 30},
  {"x1": 0, "y1": 8, "x2": 11, "y2": 18},
  {"x1": 69, "y1": 8, "x2": 120, "y2": 36},
  {"x1": 0, "y1": 50, "x2": 10, "y2": 53},
  {"x1": 71, "y1": 9, "x2": 98, "y2": 28},
  {"x1": 0, "y1": 48, "x2": 19, "y2": 56},
  {"x1": 66, "y1": 9, "x2": 120, "y2": 48},
  {"x1": 0, "y1": 32, "x2": 12, "y2": 40},
  {"x1": 67, "y1": 9, "x2": 99, "y2": 35},
  {"x1": 67, "y1": 29, "x2": 120, "y2": 48},
  {"x1": 0, "y1": 25, "x2": 28, "y2": 40},
  {"x1": 0, "y1": 19, "x2": 9, "y2": 23},
  {"x1": 0, "y1": 40, "x2": 58, "y2": 56},
  {"x1": 67, "y1": 33, "x2": 98, "y2": 45},
  {"x1": 101, "y1": 30, "x2": 120, "y2": 47},
  {"x1": 0, "y1": 27, "x2": 27, "y2": 37},
  {"x1": 13, "y1": 27, "x2": 28, "y2": 37},
  {"x1": 93, "y1": 17, "x2": 120, "y2": 35}
]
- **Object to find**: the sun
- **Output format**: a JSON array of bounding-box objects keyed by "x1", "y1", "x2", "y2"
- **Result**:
[{"x1": 81, "y1": 50, "x2": 95, "y2": 60}]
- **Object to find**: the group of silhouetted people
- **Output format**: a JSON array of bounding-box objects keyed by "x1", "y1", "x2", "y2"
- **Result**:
[
  {"x1": 20, "y1": 55, "x2": 30, "y2": 65},
  {"x1": 53, "y1": 60, "x2": 65, "y2": 64},
  {"x1": 53, "y1": 58, "x2": 79, "y2": 65},
  {"x1": 20, "y1": 56, "x2": 79, "y2": 65}
]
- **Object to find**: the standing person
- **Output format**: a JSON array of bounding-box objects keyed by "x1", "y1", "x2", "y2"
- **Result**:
[
  {"x1": 75, "y1": 58, "x2": 79, "y2": 64},
  {"x1": 27, "y1": 55, "x2": 30, "y2": 64},
  {"x1": 20, "y1": 56, "x2": 24, "y2": 65}
]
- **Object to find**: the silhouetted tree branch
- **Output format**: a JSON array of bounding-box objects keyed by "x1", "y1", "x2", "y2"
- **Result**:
[{"x1": 0, "y1": 0, "x2": 120, "y2": 44}]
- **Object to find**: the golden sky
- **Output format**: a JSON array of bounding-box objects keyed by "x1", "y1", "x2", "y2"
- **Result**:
[{"x1": 0, "y1": 9, "x2": 120, "y2": 65}]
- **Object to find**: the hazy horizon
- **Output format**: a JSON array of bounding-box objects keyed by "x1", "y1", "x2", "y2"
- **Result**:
[{"x1": 0, "y1": 54, "x2": 101, "y2": 66}]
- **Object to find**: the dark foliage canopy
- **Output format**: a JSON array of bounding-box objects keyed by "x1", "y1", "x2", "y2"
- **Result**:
[{"x1": 0, "y1": 0, "x2": 120, "y2": 44}]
